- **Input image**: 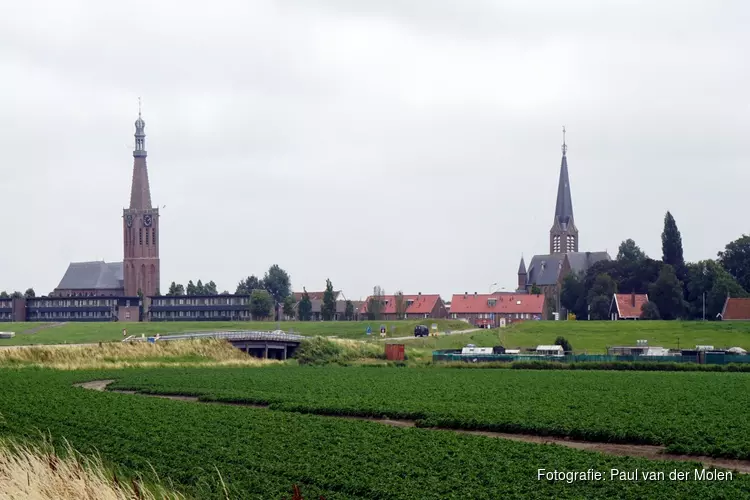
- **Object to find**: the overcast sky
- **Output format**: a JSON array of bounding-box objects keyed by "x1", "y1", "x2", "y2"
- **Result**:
[{"x1": 1, "y1": 1, "x2": 748, "y2": 300}]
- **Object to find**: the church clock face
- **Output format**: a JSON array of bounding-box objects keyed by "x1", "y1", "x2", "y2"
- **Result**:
[
  {"x1": 125, "y1": 214, "x2": 133, "y2": 228},
  {"x1": 143, "y1": 214, "x2": 153, "y2": 227}
]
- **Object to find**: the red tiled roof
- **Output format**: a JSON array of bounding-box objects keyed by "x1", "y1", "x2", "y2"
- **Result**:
[
  {"x1": 722, "y1": 298, "x2": 750, "y2": 320},
  {"x1": 448, "y1": 292, "x2": 544, "y2": 314},
  {"x1": 360, "y1": 294, "x2": 441, "y2": 315},
  {"x1": 613, "y1": 293, "x2": 649, "y2": 318}
]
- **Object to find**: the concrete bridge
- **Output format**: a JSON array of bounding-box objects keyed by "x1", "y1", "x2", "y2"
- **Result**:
[{"x1": 127, "y1": 331, "x2": 305, "y2": 360}]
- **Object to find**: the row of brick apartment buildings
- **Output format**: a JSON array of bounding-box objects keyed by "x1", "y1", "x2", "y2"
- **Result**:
[{"x1": 0, "y1": 290, "x2": 545, "y2": 326}]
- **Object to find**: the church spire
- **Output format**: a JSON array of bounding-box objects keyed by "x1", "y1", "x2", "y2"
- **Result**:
[
  {"x1": 129, "y1": 100, "x2": 152, "y2": 210},
  {"x1": 554, "y1": 126, "x2": 574, "y2": 229},
  {"x1": 549, "y1": 126, "x2": 578, "y2": 254}
]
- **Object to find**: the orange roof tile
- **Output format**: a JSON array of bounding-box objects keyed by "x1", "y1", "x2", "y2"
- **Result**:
[
  {"x1": 613, "y1": 293, "x2": 648, "y2": 318},
  {"x1": 722, "y1": 298, "x2": 750, "y2": 320},
  {"x1": 448, "y1": 292, "x2": 544, "y2": 314},
  {"x1": 360, "y1": 294, "x2": 442, "y2": 315}
]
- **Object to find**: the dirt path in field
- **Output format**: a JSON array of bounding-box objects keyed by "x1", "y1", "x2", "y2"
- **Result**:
[{"x1": 75, "y1": 380, "x2": 750, "y2": 474}]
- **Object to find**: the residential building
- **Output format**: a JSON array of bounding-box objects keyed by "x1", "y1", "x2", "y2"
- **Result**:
[
  {"x1": 292, "y1": 290, "x2": 354, "y2": 320},
  {"x1": 610, "y1": 293, "x2": 649, "y2": 320},
  {"x1": 448, "y1": 292, "x2": 544, "y2": 328},
  {"x1": 0, "y1": 296, "x2": 140, "y2": 322},
  {"x1": 149, "y1": 294, "x2": 251, "y2": 321},
  {"x1": 359, "y1": 293, "x2": 448, "y2": 321}
]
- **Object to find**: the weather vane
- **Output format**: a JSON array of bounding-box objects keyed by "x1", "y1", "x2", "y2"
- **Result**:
[
  {"x1": 138, "y1": 97, "x2": 142, "y2": 117},
  {"x1": 562, "y1": 125, "x2": 567, "y2": 154}
]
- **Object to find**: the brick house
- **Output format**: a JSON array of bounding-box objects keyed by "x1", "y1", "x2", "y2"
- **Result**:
[
  {"x1": 609, "y1": 293, "x2": 649, "y2": 320},
  {"x1": 448, "y1": 292, "x2": 544, "y2": 328},
  {"x1": 719, "y1": 297, "x2": 750, "y2": 320},
  {"x1": 359, "y1": 293, "x2": 447, "y2": 321}
]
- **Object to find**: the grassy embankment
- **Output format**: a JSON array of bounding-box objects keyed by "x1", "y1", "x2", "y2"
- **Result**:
[
  {"x1": 0, "y1": 319, "x2": 472, "y2": 346},
  {"x1": 0, "y1": 339, "x2": 277, "y2": 370},
  {"x1": 401, "y1": 320, "x2": 750, "y2": 353}
]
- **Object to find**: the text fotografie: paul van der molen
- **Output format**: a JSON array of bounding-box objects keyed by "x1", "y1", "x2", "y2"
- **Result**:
[{"x1": 538, "y1": 468, "x2": 733, "y2": 483}]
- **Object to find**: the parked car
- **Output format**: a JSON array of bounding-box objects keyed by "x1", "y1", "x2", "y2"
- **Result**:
[{"x1": 414, "y1": 325, "x2": 429, "y2": 337}]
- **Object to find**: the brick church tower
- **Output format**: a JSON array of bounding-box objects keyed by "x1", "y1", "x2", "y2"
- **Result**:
[
  {"x1": 549, "y1": 127, "x2": 578, "y2": 254},
  {"x1": 123, "y1": 106, "x2": 160, "y2": 297}
]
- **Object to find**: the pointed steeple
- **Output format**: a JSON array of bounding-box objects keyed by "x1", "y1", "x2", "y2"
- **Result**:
[
  {"x1": 518, "y1": 256, "x2": 527, "y2": 275},
  {"x1": 554, "y1": 126, "x2": 574, "y2": 229},
  {"x1": 549, "y1": 126, "x2": 578, "y2": 254},
  {"x1": 129, "y1": 100, "x2": 152, "y2": 210}
]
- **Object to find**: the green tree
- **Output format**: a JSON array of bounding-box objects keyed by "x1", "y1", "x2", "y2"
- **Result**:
[
  {"x1": 393, "y1": 290, "x2": 407, "y2": 320},
  {"x1": 204, "y1": 281, "x2": 218, "y2": 295},
  {"x1": 530, "y1": 284, "x2": 542, "y2": 295},
  {"x1": 154, "y1": 288, "x2": 161, "y2": 296},
  {"x1": 297, "y1": 288, "x2": 312, "y2": 321},
  {"x1": 718, "y1": 235, "x2": 750, "y2": 293},
  {"x1": 367, "y1": 286, "x2": 384, "y2": 320},
  {"x1": 321, "y1": 279, "x2": 336, "y2": 321},
  {"x1": 687, "y1": 260, "x2": 747, "y2": 320},
  {"x1": 24, "y1": 288, "x2": 35, "y2": 299},
  {"x1": 560, "y1": 273, "x2": 586, "y2": 318},
  {"x1": 554, "y1": 336, "x2": 572, "y2": 353},
  {"x1": 195, "y1": 280, "x2": 205, "y2": 295},
  {"x1": 640, "y1": 301, "x2": 661, "y2": 320},
  {"x1": 236, "y1": 275, "x2": 262, "y2": 295},
  {"x1": 137, "y1": 289, "x2": 143, "y2": 300},
  {"x1": 0, "y1": 292, "x2": 7, "y2": 298},
  {"x1": 662, "y1": 211, "x2": 685, "y2": 269},
  {"x1": 648, "y1": 264, "x2": 686, "y2": 320},
  {"x1": 262, "y1": 265, "x2": 292, "y2": 321},
  {"x1": 186, "y1": 280, "x2": 196, "y2": 296},
  {"x1": 249, "y1": 289, "x2": 273, "y2": 319},
  {"x1": 167, "y1": 282, "x2": 184, "y2": 296},
  {"x1": 617, "y1": 239, "x2": 647, "y2": 266},
  {"x1": 283, "y1": 295, "x2": 297, "y2": 319},
  {"x1": 587, "y1": 273, "x2": 617, "y2": 320},
  {"x1": 10, "y1": 291, "x2": 23, "y2": 299},
  {"x1": 344, "y1": 300, "x2": 354, "y2": 321}
]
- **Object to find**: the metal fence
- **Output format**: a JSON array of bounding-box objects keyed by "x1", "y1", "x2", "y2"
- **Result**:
[
  {"x1": 125, "y1": 331, "x2": 305, "y2": 343},
  {"x1": 432, "y1": 352, "x2": 750, "y2": 365}
]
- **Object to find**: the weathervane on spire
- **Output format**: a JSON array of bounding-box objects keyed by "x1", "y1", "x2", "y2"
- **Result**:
[
  {"x1": 138, "y1": 97, "x2": 142, "y2": 118},
  {"x1": 562, "y1": 125, "x2": 567, "y2": 155}
]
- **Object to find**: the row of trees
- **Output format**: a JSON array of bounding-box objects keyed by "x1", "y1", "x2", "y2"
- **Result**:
[
  {"x1": 559, "y1": 211, "x2": 750, "y2": 320},
  {"x1": 165, "y1": 280, "x2": 221, "y2": 296},
  {"x1": 0, "y1": 289, "x2": 35, "y2": 299}
]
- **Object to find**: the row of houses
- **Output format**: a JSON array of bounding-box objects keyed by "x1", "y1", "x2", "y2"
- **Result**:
[{"x1": 3, "y1": 291, "x2": 750, "y2": 323}]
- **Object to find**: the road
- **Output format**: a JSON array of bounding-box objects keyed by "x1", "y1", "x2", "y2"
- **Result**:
[{"x1": 378, "y1": 328, "x2": 482, "y2": 341}]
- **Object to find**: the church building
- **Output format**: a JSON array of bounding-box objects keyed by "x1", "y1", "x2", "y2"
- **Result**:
[
  {"x1": 52, "y1": 109, "x2": 161, "y2": 298},
  {"x1": 516, "y1": 130, "x2": 610, "y2": 314}
]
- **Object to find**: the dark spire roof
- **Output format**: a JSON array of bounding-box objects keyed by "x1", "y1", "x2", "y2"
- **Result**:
[
  {"x1": 129, "y1": 102, "x2": 152, "y2": 210},
  {"x1": 518, "y1": 256, "x2": 527, "y2": 275},
  {"x1": 554, "y1": 127, "x2": 574, "y2": 229}
]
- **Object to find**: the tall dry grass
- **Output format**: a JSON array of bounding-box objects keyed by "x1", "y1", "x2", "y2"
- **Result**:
[
  {"x1": 0, "y1": 437, "x2": 184, "y2": 499},
  {"x1": 0, "y1": 339, "x2": 280, "y2": 370}
]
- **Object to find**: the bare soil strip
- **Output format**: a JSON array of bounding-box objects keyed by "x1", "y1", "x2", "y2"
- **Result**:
[{"x1": 74, "y1": 380, "x2": 750, "y2": 473}]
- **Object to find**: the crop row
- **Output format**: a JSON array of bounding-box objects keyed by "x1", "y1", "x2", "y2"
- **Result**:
[
  {"x1": 109, "y1": 365, "x2": 750, "y2": 460},
  {"x1": 0, "y1": 368, "x2": 748, "y2": 498}
]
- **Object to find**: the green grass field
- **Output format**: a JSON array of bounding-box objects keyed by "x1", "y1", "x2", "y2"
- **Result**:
[
  {"x1": 1, "y1": 367, "x2": 748, "y2": 498},
  {"x1": 402, "y1": 320, "x2": 750, "y2": 353},
  {"x1": 0, "y1": 319, "x2": 472, "y2": 346}
]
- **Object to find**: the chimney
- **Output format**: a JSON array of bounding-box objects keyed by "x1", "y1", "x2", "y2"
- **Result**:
[
  {"x1": 474, "y1": 292, "x2": 477, "y2": 296},
  {"x1": 464, "y1": 292, "x2": 467, "y2": 298},
  {"x1": 418, "y1": 292, "x2": 421, "y2": 295},
  {"x1": 631, "y1": 292, "x2": 635, "y2": 307}
]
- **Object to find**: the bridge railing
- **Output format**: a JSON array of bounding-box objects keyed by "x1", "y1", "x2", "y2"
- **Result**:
[{"x1": 124, "y1": 331, "x2": 305, "y2": 343}]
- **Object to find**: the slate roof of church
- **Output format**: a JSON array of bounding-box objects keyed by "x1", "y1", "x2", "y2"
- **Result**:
[{"x1": 55, "y1": 261, "x2": 124, "y2": 290}]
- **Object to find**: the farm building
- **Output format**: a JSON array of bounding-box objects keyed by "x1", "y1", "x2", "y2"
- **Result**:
[
  {"x1": 536, "y1": 345, "x2": 564, "y2": 356},
  {"x1": 609, "y1": 293, "x2": 649, "y2": 320}
]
